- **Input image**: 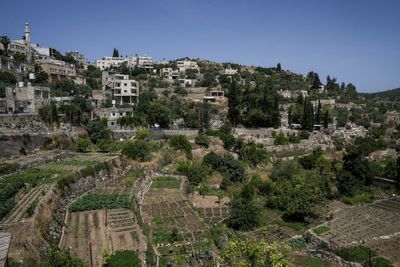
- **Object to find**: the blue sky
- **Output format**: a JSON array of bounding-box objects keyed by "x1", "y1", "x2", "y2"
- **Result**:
[{"x1": 1, "y1": 0, "x2": 399, "y2": 92}]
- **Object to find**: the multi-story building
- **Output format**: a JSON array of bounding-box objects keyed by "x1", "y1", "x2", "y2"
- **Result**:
[
  {"x1": 160, "y1": 68, "x2": 179, "y2": 80},
  {"x1": 96, "y1": 55, "x2": 153, "y2": 71},
  {"x1": 93, "y1": 107, "x2": 133, "y2": 128},
  {"x1": 39, "y1": 58, "x2": 77, "y2": 83},
  {"x1": 4, "y1": 83, "x2": 50, "y2": 113},
  {"x1": 96, "y1": 57, "x2": 128, "y2": 70},
  {"x1": 102, "y1": 72, "x2": 139, "y2": 106},
  {"x1": 177, "y1": 59, "x2": 199, "y2": 72}
]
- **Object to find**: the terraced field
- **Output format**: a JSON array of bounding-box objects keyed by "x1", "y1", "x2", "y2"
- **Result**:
[
  {"x1": 319, "y1": 198, "x2": 400, "y2": 266},
  {"x1": 2, "y1": 184, "x2": 49, "y2": 224},
  {"x1": 62, "y1": 208, "x2": 146, "y2": 267},
  {"x1": 141, "y1": 176, "x2": 217, "y2": 266}
]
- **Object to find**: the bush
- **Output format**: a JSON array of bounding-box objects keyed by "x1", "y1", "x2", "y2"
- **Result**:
[
  {"x1": 169, "y1": 135, "x2": 192, "y2": 158},
  {"x1": 86, "y1": 118, "x2": 110, "y2": 144},
  {"x1": 176, "y1": 160, "x2": 212, "y2": 186},
  {"x1": 122, "y1": 140, "x2": 152, "y2": 162},
  {"x1": 74, "y1": 137, "x2": 92, "y2": 152},
  {"x1": 219, "y1": 133, "x2": 236, "y2": 150},
  {"x1": 135, "y1": 127, "x2": 151, "y2": 140},
  {"x1": 195, "y1": 133, "x2": 210, "y2": 148},
  {"x1": 203, "y1": 152, "x2": 246, "y2": 185}
]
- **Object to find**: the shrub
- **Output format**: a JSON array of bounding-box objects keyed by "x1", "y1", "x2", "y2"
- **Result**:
[
  {"x1": 219, "y1": 133, "x2": 236, "y2": 150},
  {"x1": 86, "y1": 118, "x2": 110, "y2": 144},
  {"x1": 203, "y1": 152, "x2": 246, "y2": 185},
  {"x1": 176, "y1": 160, "x2": 212, "y2": 186},
  {"x1": 195, "y1": 133, "x2": 210, "y2": 148},
  {"x1": 122, "y1": 140, "x2": 152, "y2": 162},
  {"x1": 135, "y1": 127, "x2": 151, "y2": 140},
  {"x1": 74, "y1": 137, "x2": 92, "y2": 152},
  {"x1": 169, "y1": 135, "x2": 192, "y2": 158}
]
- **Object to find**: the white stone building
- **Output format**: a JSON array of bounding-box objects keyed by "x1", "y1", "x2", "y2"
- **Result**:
[
  {"x1": 177, "y1": 59, "x2": 199, "y2": 72},
  {"x1": 160, "y1": 68, "x2": 179, "y2": 80},
  {"x1": 102, "y1": 72, "x2": 139, "y2": 106}
]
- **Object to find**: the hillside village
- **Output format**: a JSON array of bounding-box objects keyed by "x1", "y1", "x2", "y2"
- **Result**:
[{"x1": 0, "y1": 23, "x2": 400, "y2": 267}]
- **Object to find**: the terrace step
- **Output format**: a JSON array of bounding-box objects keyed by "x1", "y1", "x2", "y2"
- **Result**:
[{"x1": 3, "y1": 183, "x2": 47, "y2": 224}]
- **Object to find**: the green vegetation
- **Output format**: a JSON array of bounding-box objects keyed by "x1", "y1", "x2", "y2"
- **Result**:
[
  {"x1": 335, "y1": 246, "x2": 378, "y2": 265},
  {"x1": 169, "y1": 135, "x2": 192, "y2": 159},
  {"x1": 195, "y1": 133, "x2": 210, "y2": 148},
  {"x1": 0, "y1": 168, "x2": 56, "y2": 218},
  {"x1": 291, "y1": 255, "x2": 334, "y2": 267},
  {"x1": 25, "y1": 199, "x2": 38, "y2": 217},
  {"x1": 176, "y1": 160, "x2": 212, "y2": 186},
  {"x1": 104, "y1": 250, "x2": 141, "y2": 267},
  {"x1": 341, "y1": 192, "x2": 374, "y2": 205},
  {"x1": 122, "y1": 140, "x2": 152, "y2": 161},
  {"x1": 222, "y1": 240, "x2": 290, "y2": 267},
  {"x1": 68, "y1": 193, "x2": 130, "y2": 212},
  {"x1": 151, "y1": 176, "x2": 181, "y2": 188},
  {"x1": 313, "y1": 225, "x2": 330, "y2": 235},
  {"x1": 272, "y1": 220, "x2": 308, "y2": 231},
  {"x1": 203, "y1": 152, "x2": 245, "y2": 187}
]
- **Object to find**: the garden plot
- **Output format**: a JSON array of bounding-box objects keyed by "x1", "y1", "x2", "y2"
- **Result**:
[
  {"x1": 318, "y1": 199, "x2": 400, "y2": 265},
  {"x1": 141, "y1": 176, "x2": 217, "y2": 266},
  {"x1": 191, "y1": 195, "x2": 230, "y2": 225},
  {"x1": 62, "y1": 208, "x2": 146, "y2": 267},
  {"x1": 2, "y1": 184, "x2": 49, "y2": 224}
]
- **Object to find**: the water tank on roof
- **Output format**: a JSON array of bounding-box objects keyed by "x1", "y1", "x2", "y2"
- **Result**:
[
  {"x1": 18, "y1": 82, "x2": 24, "y2": 87},
  {"x1": 29, "y1": 73, "x2": 35, "y2": 80}
]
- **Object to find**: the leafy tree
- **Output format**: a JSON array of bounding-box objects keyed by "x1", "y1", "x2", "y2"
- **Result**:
[
  {"x1": 122, "y1": 140, "x2": 152, "y2": 162},
  {"x1": 0, "y1": 71, "x2": 17, "y2": 84},
  {"x1": 13, "y1": 52, "x2": 26, "y2": 62},
  {"x1": 169, "y1": 135, "x2": 192, "y2": 158},
  {"x1": 242, "y1": 142, "x2": 268, "y2": 167},
  {"x1": 135, "y1": 127, "x2": 151, "y2": 140},
  {"x1": 38, "y1": 101, "x2": 59, "y2": 125},
  {"x1": 34, "y1": 64, "x2": 49, "y2": 84},
  {"x1": 42, "y1": 248, "x2": 88, "y2": 267},
  {"x1": 222, "y1": 240, "x2": 290, "y2": 267},
  {"x1": 176, "y1": 160, "x2": 212, "y2": 186},
  {"x1": 227, "y1": 197, "x2": 260, "y2": 230},
  {"x1": 74, "y1": 137, "x2": 92, "y2": 152},
  {"x1": 86, "y1": 118, "x2": 110, "y2": 144},
  {"x1": 146, "y1": 102, "x2": 170, "y2": 128},
  {"x1": 203, "y1": 152, "x2": 246, "y2": 185}
]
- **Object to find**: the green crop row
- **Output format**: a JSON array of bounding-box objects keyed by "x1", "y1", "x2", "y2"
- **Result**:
[{"x1": 68, "y1": 193, "x2": 130, "y2": 212}]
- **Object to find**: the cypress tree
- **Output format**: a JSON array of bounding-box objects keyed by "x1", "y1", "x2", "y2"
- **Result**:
[
  {"x1": 315, "y1": 100, "x2": 322, "y2": 125},
  {"x1": 112, "y1": 48, "x2": 119, "y2": 57},
  {"x1": 323, "y1": 110, "x2": 330, "y2": 128}
]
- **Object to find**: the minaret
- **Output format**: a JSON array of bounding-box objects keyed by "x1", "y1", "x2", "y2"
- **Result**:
[{"x1": 24, "y1": 23, "x2": 30, "y2": 43}]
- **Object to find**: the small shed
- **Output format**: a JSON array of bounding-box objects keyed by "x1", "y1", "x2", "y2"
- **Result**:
[{"x1": 0, "y1": 232, "x2": 12, "y2": 267}]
